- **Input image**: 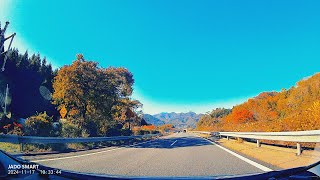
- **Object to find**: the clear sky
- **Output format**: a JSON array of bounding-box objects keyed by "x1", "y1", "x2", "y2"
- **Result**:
[{"x1": 1, "y1": 0, "x2": 319, "y2": 114}]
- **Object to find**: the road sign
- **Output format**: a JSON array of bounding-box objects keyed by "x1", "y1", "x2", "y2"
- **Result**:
[{"x1": 59, "y1": 106, "x2": 67, "y2": 119}]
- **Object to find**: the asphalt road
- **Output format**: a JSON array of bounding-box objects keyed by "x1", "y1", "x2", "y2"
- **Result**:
[{"x1": 29, "y1": 133, "x2": 268, "y2": 177}]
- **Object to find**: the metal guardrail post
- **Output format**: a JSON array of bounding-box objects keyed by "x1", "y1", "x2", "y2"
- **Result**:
[
  {"x1": 191, "y1": 130, "x2": 320, "y2": 156},
  {"x1": 297, "y1": 143, "x2": 301, "y2": 156},
  {"x1": 20, "y1": 143, "x2": 24, "y2": 152}
]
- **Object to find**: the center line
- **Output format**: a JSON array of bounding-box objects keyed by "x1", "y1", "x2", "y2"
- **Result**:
[{"x1": 170, "y1": 140, "x2": 177, "y2": 146}]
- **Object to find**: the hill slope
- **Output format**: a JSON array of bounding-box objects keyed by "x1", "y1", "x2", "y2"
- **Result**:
[
  {"x1": 144, "y1": 112, "x2": 202, "y2": 128},
  {"x1": 196, "y1": 72, "x2": 320, "y2": 132},
  {"x1": 143, "y1": 114, "x2": 165, "y2": 126}
]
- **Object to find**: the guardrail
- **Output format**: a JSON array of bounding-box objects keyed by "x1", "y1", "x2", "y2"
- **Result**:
[
  {"x1": 189, "y1": 131, "x2": 220, "y2": 136},
  {"x1": 0, "y1": 134, "x2": 160, "y2": 152},
  {"x1": 191, "y1": 130, "x2": 320, "y2": 155}
]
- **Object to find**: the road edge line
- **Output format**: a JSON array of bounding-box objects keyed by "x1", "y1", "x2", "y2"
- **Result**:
[
  {"x1": 32, "y1": 139, "x2": 156, "y2": 162},
  {"x1": 202, "y1": 137, "x2": 273, "y2": 172}
]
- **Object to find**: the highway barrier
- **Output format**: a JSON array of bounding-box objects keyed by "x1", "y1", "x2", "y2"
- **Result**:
[
  {"x1": 191, "y1": 130, "x2": 320, "y2": 155},
  {"x1": 0, "y1": 133, "x2": 160, "y2": 152}
]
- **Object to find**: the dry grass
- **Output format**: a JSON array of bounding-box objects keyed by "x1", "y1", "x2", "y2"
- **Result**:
[
  {"x1": 217, "y1": 138, "x2": 320, "y2": 169},
  {"x1": 0, "y1": 142, "x2": 20, "y2": 153}
]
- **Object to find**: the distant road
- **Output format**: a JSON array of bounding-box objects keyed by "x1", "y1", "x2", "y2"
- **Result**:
[{"x1": 27, "y1": 133, "x2": 272, "y2": 176}]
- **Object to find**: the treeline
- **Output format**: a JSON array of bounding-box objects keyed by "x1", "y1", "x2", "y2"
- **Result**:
[
  {"x1": 0, "y1": 49, "x2": 57, "y2": 118},
  {"x1": 0, "y1": 50, "x2": 146, "y2": 137},
  {"x1": 196, "y1": 73, "x2": 320, "y2": 132},
  {"x1": 133, "y1": 124, "x2": 174, "y2": 135}
]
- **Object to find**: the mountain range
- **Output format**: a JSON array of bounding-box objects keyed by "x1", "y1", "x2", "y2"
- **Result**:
[{"x1": 143, "y1": 112, "x2": 203, "y2": 128}]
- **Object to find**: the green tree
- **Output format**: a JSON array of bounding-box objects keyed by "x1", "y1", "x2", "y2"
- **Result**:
[{"x1": 0, "y1": 49, "x2": 57, "y2": 119}]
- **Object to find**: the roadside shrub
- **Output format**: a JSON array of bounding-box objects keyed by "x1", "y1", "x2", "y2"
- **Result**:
[
  {"x1": 67, "y1": 143, "x2": 86, "y2": 150},
  {"x1": 25, "y1": 112, "x2": 54, "y2": 136},
  {"x1": 135, "y1": 129, "x2": 153, "y2": 135},
  {"x1": 120, "y1": 128, "x2": 132, "y2": 136},
  {"x1": 61, "y1": 121, "x2": 82, "y2": 138},
  {"x1": 49, "y1": 143, "x2": 68, "y2": 151},
  {"x1": 104, "y1": 124, "x2": 133, "y2": 136},
  {"x1": 9, "y1": 122, "x2": 23, "y2": 136}
]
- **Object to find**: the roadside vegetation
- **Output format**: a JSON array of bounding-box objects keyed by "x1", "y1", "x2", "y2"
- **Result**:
[
  {"x1": 196, "y1": 73, "x2": 320, "y2": 132},
  {"x1": 133, "y1": 124, "x2": 174, "y2": 135},
  {"x1": 0, "y1": 49, "x2": 157, "y2": 143}
]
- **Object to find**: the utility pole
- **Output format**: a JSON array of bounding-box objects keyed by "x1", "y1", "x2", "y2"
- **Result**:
[
  {"x1": 0, "y1": 21, "x2": 16, "y2": 72},
  {"x1": 0, "y1": 21, "x2": 15, "y2": 120},
  {"x1": 4, "y1": 84, "x2": 8, "y2": 115}
]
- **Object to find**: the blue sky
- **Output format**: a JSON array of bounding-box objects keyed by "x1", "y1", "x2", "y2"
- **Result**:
[{"x1": 1, "y1": 0, "x2": 320, "y2": 114}]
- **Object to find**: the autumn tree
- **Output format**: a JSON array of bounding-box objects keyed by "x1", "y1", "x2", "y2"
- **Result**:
[
  {"x1": 52, "y1": 54, "x2": 141, "y2": 136},
  {"x1": 196, "y1": 108, "x2": 231, "y2": 131},
  {"x1": 157, "y1": 124, "x2": 174, "y2": 133},
  {"x1": 196, "y1": 72, "x2": 320, "y2": 132}
]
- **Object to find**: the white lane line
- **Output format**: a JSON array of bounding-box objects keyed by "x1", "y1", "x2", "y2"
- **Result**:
[
  {"x1": 32, "y1": 139, "x2": 155, "y2": 163},
  {"x1": 202, "y1": 137, "x2": 273, "y2": 172},
  {"x1": 170, "y1": 140, "x2": 177, "y2": 146}
]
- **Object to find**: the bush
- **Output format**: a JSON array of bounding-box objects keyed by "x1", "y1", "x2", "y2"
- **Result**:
[
  {"x1": 134, "y1": 129, "x2": 159, "y2": 135},
  {"x1": 61, "y1": 121, "x2": 83, "y2": 138},
  {"x1": 25, "y1": 112, "x2": 54, "y2": 136},
  {"x1": 120, "y1": 128, "x2": 132, "y2": 136},
  {"x1": 9, "y1": 123, "x2": 23, "y2": 136},
  {"x1": 104, "y1": 124, "x2": 133, "y2": 137}
]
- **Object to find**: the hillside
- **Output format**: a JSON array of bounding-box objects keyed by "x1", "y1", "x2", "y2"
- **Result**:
[
  {"x1": 144, "y1": 112, "x2": 202, "y2": 128},
  {"x1": 196, "y1": 73, "x2": 320, "y2": 132},
  {"x1": 142, "y1": 114, "x2": 165, "y2": 126}
]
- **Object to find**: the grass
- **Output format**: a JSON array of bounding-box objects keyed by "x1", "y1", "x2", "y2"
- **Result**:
[
  {"x1": 0, "y1": 142, "x2": 20, "y2": 154},
  {"x1": 218, "y1": 138, "x2": 320, "y2": 169}
]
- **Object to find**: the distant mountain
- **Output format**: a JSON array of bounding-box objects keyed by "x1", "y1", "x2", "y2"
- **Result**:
[
  {"x1": 143, "y1": 112, "x2": 203, "y2": 128},
  {"x1": 143, "y1": 114, "x2": 165, "y2": 126}
]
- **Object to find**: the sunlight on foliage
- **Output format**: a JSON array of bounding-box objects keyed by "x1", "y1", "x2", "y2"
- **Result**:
[{"x1": 196, "y1": 73, "x2": 320, "y2": 132}]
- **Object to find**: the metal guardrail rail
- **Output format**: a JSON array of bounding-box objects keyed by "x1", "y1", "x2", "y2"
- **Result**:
[
  {"x1": 0, "y1": 133, "x2": 160, "y2": 151},
  {"x1": 191, "y1": 130, "x2": 320, "y2": 155},
  {"x1": 190, "y1": 131, "x2": 212, "y2": 135},
  {"x1": 219, "y1": 130, "x2": 320, "y2": 143}
]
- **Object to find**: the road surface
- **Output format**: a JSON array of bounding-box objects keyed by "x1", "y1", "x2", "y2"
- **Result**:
[{"x1": 27, "y1": 133, "x2": 270, "y2": 177}]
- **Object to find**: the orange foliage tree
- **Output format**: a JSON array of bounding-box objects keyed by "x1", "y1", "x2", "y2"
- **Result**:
[
  {"x1": 196, "y1": 73, "x2": 320, "y2": 132},
  {"x1": 52, "y1": 54, "x2": 141, "y2": 136}
]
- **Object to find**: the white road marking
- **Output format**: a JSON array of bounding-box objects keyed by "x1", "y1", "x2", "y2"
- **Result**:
[
  {"x1": 202, "y1": 137, "x2": 273, "y2": 172},
  {"x1": 32, "y1": 139, "x2": 155, "y2": 163},
  {"x1": 170, "y1": 140, "x2": 177, "y2": 146}
]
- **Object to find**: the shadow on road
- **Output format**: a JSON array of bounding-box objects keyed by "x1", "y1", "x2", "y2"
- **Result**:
[
  {"x1": 130, "y1": 136, "x2": 214, "y2": 149},
  {"x1": 13, "y1": 147, "x2": 103, "y2": 157}
]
